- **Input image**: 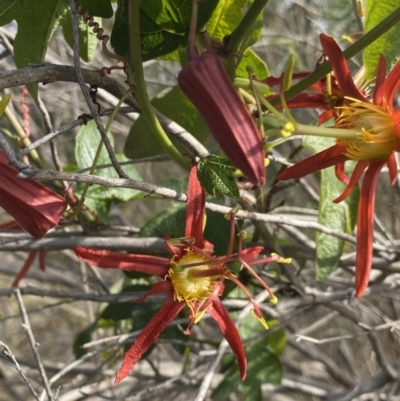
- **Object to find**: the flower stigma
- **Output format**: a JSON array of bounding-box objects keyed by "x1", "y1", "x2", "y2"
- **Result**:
[{"x1": 169, "y1": 250, "x2": 219, "y2": 304}]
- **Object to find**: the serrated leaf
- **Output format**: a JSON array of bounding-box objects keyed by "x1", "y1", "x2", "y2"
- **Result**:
[
  {"x1": 364, "y1": 0, "x2": 400, "y2": 78},
  {"x1": 75, "y1": 121, "x2": 142, "y2": 223},
  {"x1": 78, "y1": 0, "x2": 113, "y2": 18},
  {"x1": 111, "y1": 0, "x2": 219, "y2": 60},
  {"x1": 60, "y1": 10, "x2": 99, "y2": 62},
  {"x1": 124, "y1": 85, "x2": 210, "y2": 159},
  {"x1": 2, "y1": 0, "x2": 68, "y2": 98},
  {"x1": 197, "y1": 155, "x2": 239, "y2": 198},
  {"x1": 303, "y1": 135, "x2": 359, "y2": 281}
]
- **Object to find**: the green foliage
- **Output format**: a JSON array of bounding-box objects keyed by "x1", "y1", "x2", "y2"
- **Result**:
[
  {"x1": 60, "y1": 11, "x2": 99, "y2": 62},
  {"x1": 78, "y1": 0, "x2": 113, "y2": 18},
  {"x1": 364, "y1": 0, "x2": 400, "y2": 78},
  {"x1": 303, "y1": 135, "x2": 359, "y2": 281},
  {"x1": 206, "y1": 0, "x2": 268, "y2": 79},
  {"x1": 0, "y1": 0, "x2": 68, "y2": 98},
  {"x1": 111, "y1": 0, "x2": 219, "y2": 60},
  {"x1": 75, "y1": 121, "x2": 142, "y2": 224},
  {"x1": 197, "y1": 155, "x2": 239, "y2": 198},
  {"x1": 212, "y1": 317, "x2": 285, "y2": 400},
  {"x1": 73, "y1": 323, "x2": 96, "y2": 358},
  {"x1": 124, "y1": 85, "x2": 210, "y2": 159}
]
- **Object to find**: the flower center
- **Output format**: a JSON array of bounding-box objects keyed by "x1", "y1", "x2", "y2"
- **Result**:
[
  {"x1": 168, "y1": 251, "x2": 219, "y2": 304},
  {"x1": 335, "y1": 98, "x2": 396, "y2": 160}
]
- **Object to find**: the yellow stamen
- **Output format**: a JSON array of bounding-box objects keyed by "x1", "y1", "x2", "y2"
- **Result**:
[{"x1": 336, "y1": 98, "x2": 396, "y2": 160}]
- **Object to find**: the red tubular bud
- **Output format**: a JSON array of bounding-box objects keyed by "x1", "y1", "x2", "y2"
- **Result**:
[{"x1": 178, "y1": 51, "x2": 266, "y2": 187}]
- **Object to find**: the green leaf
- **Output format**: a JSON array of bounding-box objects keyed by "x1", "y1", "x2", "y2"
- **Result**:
[
  {"x1": 240, "y1": 382, "x2": 262, "y2": 401},
  {"x1": 207, "y1": 0, "x2": 248, "y2": 41},
  {"x1": 60, "y1": 11, "x2": 99, "y2": 62},
  {"x1": 78, "y1": 0, "x2": 113, "y2": 18},
  {"x1": 303, "y1": 135, "x2": 359, "y2": 281},
  {"x1": 124, "y1": 85, "x2": 210, "y2": 159},
  {"x1": 73, "y1": 323, "x2": 96, "y2": 358},
  {"x1": 236, "y1": 48, "x2": 269, "y2": 79},
  {"x1": 363, "y1": 0, "x2": 400, "y2": 78},
  {"x1": 111, "y1": 0, "x2": 219, "y2": 60},
  {"x1": 0, "y1": 0, "x2": 20, "y2": 25},
  {"x1": 75, "y1": 121, "x2": 142, "y2": 224},
  {"x1": 0, "y1": 0, "x2": 68, "y2": 98},
  {"x1": 197, "y1": 155, "x2": 239, "y2": 198}
]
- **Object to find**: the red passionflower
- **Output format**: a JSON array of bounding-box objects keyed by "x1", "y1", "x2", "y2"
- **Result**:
[
  {"x1": 0, "y1": 152, "x2": 67, "y2": 237},
  {"x1": 277, "y1": 33, "x2": 400, "y2": 297},
  {"x1": 74, "y1": 166, "x2": 288, "y2": 383}
]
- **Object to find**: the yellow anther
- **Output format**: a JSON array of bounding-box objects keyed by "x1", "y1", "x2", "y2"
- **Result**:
[{"x1": 269, "y1": 295, "x2": 278, "y2": 305}]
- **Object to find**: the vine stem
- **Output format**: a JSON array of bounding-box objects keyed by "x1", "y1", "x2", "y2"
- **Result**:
[
  {"x1": 225, "y1": 0, "x2": 270, "y2": 77},
  {"x1": 127, "y1": 0, "x2": 191, "y2": 171}
]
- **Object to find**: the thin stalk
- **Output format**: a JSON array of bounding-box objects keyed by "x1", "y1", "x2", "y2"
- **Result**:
[
  {"x1": 4, "y1": 106, "x2": 42, "y2": 168},
  {"x1": 127, "y1": 0, "x2": 191, "y2": 171}
]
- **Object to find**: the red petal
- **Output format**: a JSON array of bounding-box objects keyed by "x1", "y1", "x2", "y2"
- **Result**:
[
  {"x1": 0, "y1": 153, "x2": 67, "y2": 237},
  {"x1": 333, "y1": 160, "x2": 369, "y2": 203},
  {"x1": 39, "y1": 251, "x2": 47, "y2": 272},
  {"x1": 335, "y1": 161, "x2": 349, "y2": 185},
  {"x1": 207, "y1": 297, "x2": 247, "y2": 380},
  {"x1": 12, "y1": 251, "x2": 38, "y2": 287},
  {"x1": 115, "y1": 289, "x2": 185, "y2": 384},
  {"x1": 278, "y1": 145, "x2": 348, "y2": 181},
  {"x1": 378, "y1": 57, "x2": 400, "y2": 109},
  {"x1": 136, "y1": 281, "x2": 170, "y2": 303},
  {"x1": 373, "y1": 55, "x2": 387, "y2": 105},
  {"x1": 185, "y1": 165, "x2": 205, "y2": 248},
  {"x1": 355, "y1": 161, "x2": 385, "y2": 298},
  {"x1": 73, "y1": 247, "x2": 170, "y2": 278},
  {"x1": 178, "y1": 52, "x2": 265, "y2": 187},
  {"x1": 319, "y1": 34, "x2": 368, "y2": 102},
  {"x1": 387, "y1": 152, "x2": 398, "y2": 186}
]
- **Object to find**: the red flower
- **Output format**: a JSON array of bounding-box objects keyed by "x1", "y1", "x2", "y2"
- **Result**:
[
  {"x1": 277, "y1": 34, "x2": 400, "y2": 297},
  {"x1": 0, "y1": 152, "x2": 67, "y2": 237},
  {"x1": 178, "y1": 50, "x2": 266, "y2": 187},
  {"x1": 74, "y1": 166, "x2": 287, "y2": 383}
]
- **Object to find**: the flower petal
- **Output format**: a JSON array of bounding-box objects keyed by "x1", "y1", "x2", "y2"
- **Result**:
[
  {"x1": 178, "y1": 51, "x2": 265, "y2": 187},
  {"x1": 333, "y1": 160, "x2": 370, "y2": 203},
  {"x1": 0, "y1": 152, "x2": 67, "y2": 237},
  {"x1": 373, "y1": 55, "x2": 387, "y2": 105},
  {"x1": 207, "y1": 297, "x2": 247, "y2": 380},
  {"x1": 378, "y1": 57, "x2": 400, "y2": 109},
  {"x1": 355, "y1": 161, "x2": 385, "y2": 298},
  {"x1": 278, "y1": 145, "x2": 348, "y2": 181},
  {"x1": 73, "y1": 247, "x2": 170, "y2": 278},
  {"x1": 12, "y1": 251, "x2": 38, "y2": 287},
  {"x1": 185, "y1": 165, "x2": 205, "y2": 248},
  {"x1": 319, "y1": 34, "x2": 368, "y2": 102},
  {"x1": 115, "y1": 289, "x2": 185, "y2": 384},
  {"x1": 387, "y1": 152, "x2": 398, "y2": 186}
]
